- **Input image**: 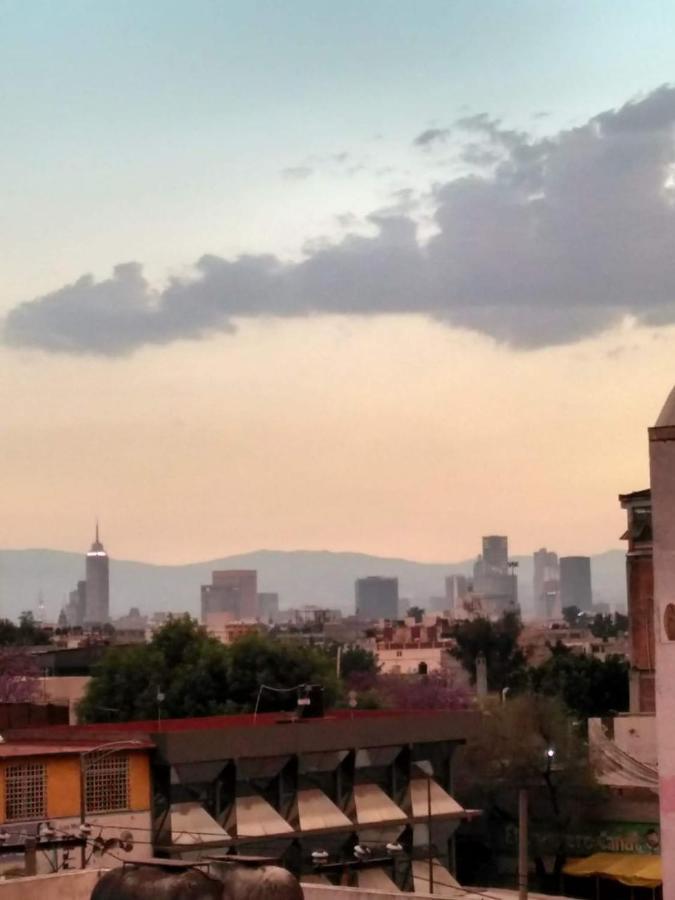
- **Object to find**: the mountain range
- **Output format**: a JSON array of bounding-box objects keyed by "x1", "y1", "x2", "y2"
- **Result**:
[{"x1": 0, "y1": 547, "x2": 627, "y2": 623}]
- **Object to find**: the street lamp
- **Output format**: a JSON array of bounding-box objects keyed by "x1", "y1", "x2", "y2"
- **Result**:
[{"x1": 79, "y1": 740, "x2": 144, "y2": 868}]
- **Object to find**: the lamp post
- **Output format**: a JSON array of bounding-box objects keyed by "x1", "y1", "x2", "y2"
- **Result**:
[
  {"x1": 518, "y1": 747, "x2": 556, "y2": 900},
  {"x1": 79, "y1": 740, "x2": 144, "y2": 869}
]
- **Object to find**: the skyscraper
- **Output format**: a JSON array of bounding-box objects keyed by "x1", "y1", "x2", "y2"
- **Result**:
[
  {"x1": 559, "y1": 556, "x2": 592, "y2": 612},
  {"x1": 84, "y1": 523, "x2": 109, "y2": 625},
  {"x1": 473, "y1": 535, "x2": 518, "y2": 615},
  {"x1": 445, "y1": 575, "x2": 468, "y2": 614},
  {"x1": 355, "y1": 576, "x2": 399, "y2": 620},
  {"x1": 533, "y1": 548, "x2": 560, "y2": 619},
  {"x1": 201, "y1": 570, "x2": 259, "y2": 622},
  {"x1": 482, "y1": 536, "x2": 509, "y2": 571}
]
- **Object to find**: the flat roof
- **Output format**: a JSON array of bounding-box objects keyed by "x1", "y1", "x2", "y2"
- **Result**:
[
  {"x1": 7, "y1": 709, "x2": 478, "y2": 764},
  {"x1": 0, "y1": 739, "x2": 153, "y2": 759},
  {"x1": 24, "y1": 707, "x2": 467, "y2": 735}
]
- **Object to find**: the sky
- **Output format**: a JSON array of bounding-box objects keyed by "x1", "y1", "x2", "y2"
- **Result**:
[{"x1": 2, "y1": 0, "x2": 675, "y2": 563}]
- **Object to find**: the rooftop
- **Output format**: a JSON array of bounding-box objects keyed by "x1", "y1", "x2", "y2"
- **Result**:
[
  {"x1": 20, "y1": 706, "x2": 467, "y2": 736},
  {"x1": 6, "y1": 708, "x2": 478, "y2": 764},
  {"x1": 0, "y1": 738, "x2": 153, "y2": 759}
]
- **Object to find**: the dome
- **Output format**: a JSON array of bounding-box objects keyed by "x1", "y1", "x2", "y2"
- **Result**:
[{"x1": 656, "y1": 385, "x2": 675, "y2": 427}]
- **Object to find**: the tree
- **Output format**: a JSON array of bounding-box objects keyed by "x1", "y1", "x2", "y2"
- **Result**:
[
  {"x1": 227, "y1": 633, "x2": 339, "y2": 712},
  {"x1": 406, "y1": 606, "x2": 425, "y2": 623},
  {"x1": 0, "y1": 613, "x2": 50, "y2": 647},
  {"x1": 376, "y1": 671, "x2": 470, "y2": 710},
  {"x1": 450, "y1": 611, "x2": 528, "y2": 692},
  {"x1": 79, "y1": 619, "x2": 340, "y2": 723},
  {"x1": 78, "y1": 615, "x2": 231, "y2": 722},
  {"x1": 339, "y1": 646, "x2": 379, "y2": 681},
  {"x1": 530, "y1": 644, "x2": 629, "y2": 718},
  {"x1": 454, "y1": 693, "x2": 603, "y2": 890},
  {"x1": 561, "y1": 605, "x2": 582, "y2": 627},
  {"x1": 589, "y1": 612, "x2": 628, "y2": 640},
  {"x1": 0, "y1": 649, "x2": 41, "y2": 702}
]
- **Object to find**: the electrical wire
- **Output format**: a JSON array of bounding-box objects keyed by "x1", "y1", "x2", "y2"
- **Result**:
[{"x1": 50, "y1": 826, "x2": 513, "y2": 900}]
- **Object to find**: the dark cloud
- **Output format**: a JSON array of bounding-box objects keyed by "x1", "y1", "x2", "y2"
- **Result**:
[
  {"x1": 6, "y1": 85, "x2": 675, "y2": 356},
  {"x1": 413, "y1": 128, "x2": 450, "y2": 148}
]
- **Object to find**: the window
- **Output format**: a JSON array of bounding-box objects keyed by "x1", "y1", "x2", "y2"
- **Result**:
[
  {"x1": 85, "y1": 753, "x2": 130, "y2": 814},
  {"x1": 5, "y1": 762, "x2": 47, "y2": 821}
]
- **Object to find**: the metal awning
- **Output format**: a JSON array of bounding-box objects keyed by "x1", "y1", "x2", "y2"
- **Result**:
[
  {"x1": 352, "y1": 783, "x2": 407, "y2": 825},
  {"x1": 171, "y1": 801, "x2": 230, "y2": 845},
  {"x1": 564, "y1": 853, "x2": 661, "y2": 888},
  {"x1": 297, "y1": 788, "x2": 352, "y2": 831},
  {"x1": 409, "y1": 778, "x2": 464, "y2": 819},
  {"x1": 234, "y1": 793, "x2": 294, "y2": 837}
]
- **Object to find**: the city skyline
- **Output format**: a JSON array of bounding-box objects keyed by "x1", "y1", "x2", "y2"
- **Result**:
[{"x1": 3, "y1": 2, "x2": 675, "y2": 563}]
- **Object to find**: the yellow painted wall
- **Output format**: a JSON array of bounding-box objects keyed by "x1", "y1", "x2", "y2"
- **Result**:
[
  {"x1": 48, "y1": 756, "x2": 81, "y2": 818},
  {"x1": 129, "y1": 753, "x2": 151, "y2": 811},
  {"x1": 0, "y1": 751, "x2": 151, "y2": 823}
]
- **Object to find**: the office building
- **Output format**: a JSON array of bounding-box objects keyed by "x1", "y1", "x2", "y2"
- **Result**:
[
  {"x1": 473, "y1": 535, "x2": 518, "y2": 615},
  {"x1": 84, "y1": 524, "x2": 109, "y2": 626},
  {"x1": 63, "y1": 579, "x2": 87, "y2": 627},
  {"x1": 257, "y1": 591, "x2": 280, "y2": 622},
  {"x1": 481, "y1": 535, "x2": 508, "y2": 571},
  {"x1": 533, "y1": 548, "x2": 560, "y2": 619},
  {"x1": 201, "y1": 570, "x2": 258, "y2": 622},
  {"x1": 355, "y1": 576, "x2": 398, "y2": 620},
  {"x1": 559, "y1": 556, "x2": 592, "y2": 612},
  {"x1": 445, "y1": 575, "x2": 469, "y2": 614}
]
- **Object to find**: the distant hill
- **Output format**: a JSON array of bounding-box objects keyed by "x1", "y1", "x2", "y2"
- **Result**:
[{"x1": 0, "y1": 547, "x2": 626, "y2": 623}]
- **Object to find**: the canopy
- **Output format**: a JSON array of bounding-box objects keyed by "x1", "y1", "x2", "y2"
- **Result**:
[{"x1": 564, "y1": 853, "x2": 661, "y2": 888}]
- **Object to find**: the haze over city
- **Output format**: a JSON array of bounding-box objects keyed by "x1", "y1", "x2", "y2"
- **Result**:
[{"x1": 3, "y1": 1, "x2": 675, "y2": 564}]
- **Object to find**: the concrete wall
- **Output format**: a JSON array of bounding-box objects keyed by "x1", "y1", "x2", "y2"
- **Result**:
[
  {"x1": 0, "y1": 868, "x2": 105, "y2": 900},
  {"x1": 38, "y1": 677, "x2": 90, "y2": 724}
]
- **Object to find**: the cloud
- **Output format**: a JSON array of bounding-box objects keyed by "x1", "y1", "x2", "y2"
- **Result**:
[
  {"x1": 6, "y1": 85, "x2": 675, "y2": 355},
  {"x1": 413, "y1": 127, "x2": 450, "y2": 148},
  {"x1": 281, "y1": 165, "x2": 313, "y2": 180}
]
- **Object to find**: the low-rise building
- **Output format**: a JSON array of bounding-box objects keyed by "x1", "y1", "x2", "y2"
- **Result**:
[
  {"x1": 24, "y1": 707, "x2": 479, "y2": 890},
  {"x1": 0, "y1": 736, "x2": 153, "y2": 875}
]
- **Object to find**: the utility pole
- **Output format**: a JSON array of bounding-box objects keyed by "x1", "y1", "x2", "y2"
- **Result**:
[
  {"x1": 427, "y1": 774, "x2": 434, "y2": 894},
  {"x1": 518, "y1": 788, "x2": 528, "y2": 900}
]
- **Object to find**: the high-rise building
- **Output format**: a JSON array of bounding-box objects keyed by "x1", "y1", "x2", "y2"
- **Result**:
[
  {"x1": 65, "y1": 580, "x2": 87, "y2": 627},
  {"x1": 473, "y1": 535, "x2": 518, "y2": 615},
  {"x1": 84, "y1": 524, "x2": 109, "y2": 625},
  {"x1": 355, "y1": 576, "x2": 399, "y2": 620},
  {"x1": 257, "y1": 592, "x2": 280, "y2": 622},
  {"x1": 559, "y1": 556, "x2": 592, "y2": 612},
  {"x1": 445, "y1": 575, "x2": 468, "y2": 614},
  {"x1": 482, "y1": 535, "x2": 509, "y2": 571},
  {"x1": 201, "y1": 570, "x2": 259, "y2": 622},
  {"x1": 533, "y1": 548, "x2": 560, "y2": 619}
]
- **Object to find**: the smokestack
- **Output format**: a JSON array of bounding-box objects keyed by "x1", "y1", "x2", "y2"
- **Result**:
[{"x1": 649, "y1": 383, "x2": 675, "y2": 900}]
